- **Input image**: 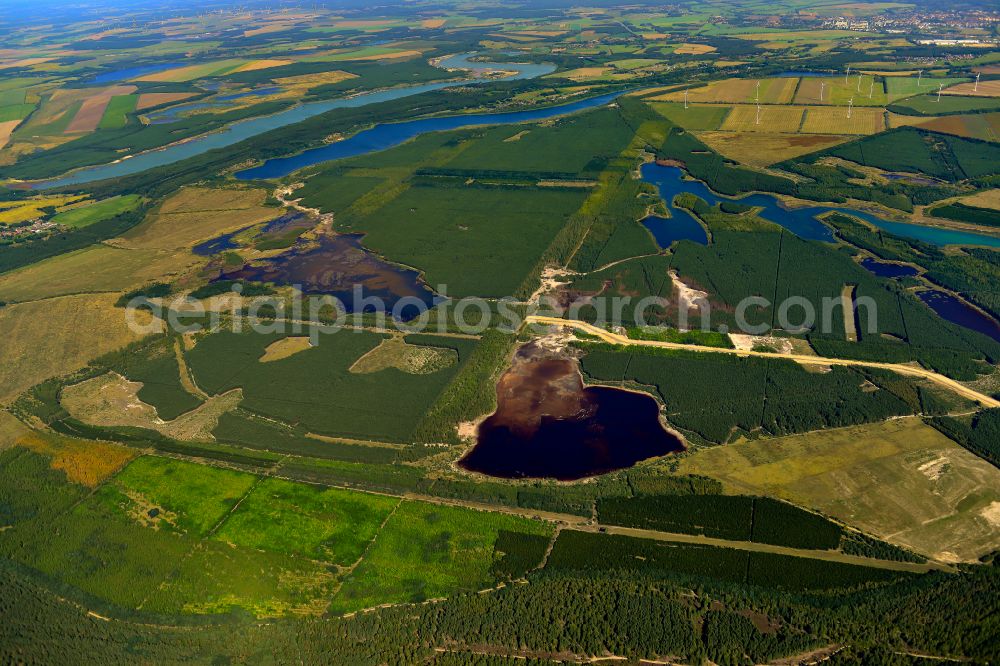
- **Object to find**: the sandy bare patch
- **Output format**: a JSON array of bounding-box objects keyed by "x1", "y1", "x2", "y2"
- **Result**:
[
  {"x1": 980, "y1": 501, "x2": 1000, "y2": 528},
  {"x1": 669, "y1": 270, "x2": 708, "y2": 311},
  {"x1": 556, "y1": 67, "x2": 610, "y2": 81},
  {"x1": 918, "y1": 455, "x2": 949, "y2": 482},
  {"x1": 729, "y1": 334, "x2": 794, "y2": 354},
  {"x1": 259, "y1": 336, "x2": 313, "y2": 363},
  {"x1": 350, "y1": 338, "x2": 457, "y2": 375},
  {"x1": 136, "y1": 92, "x2": 196, "y2": 110},
  {"x1": 421, "y1": 19, "x2": 446, "y2": 28},
  {"x1": 60, "y1": 372, "x2": 242, "y2": 441},
  {"x1": 503, "y1": 130, "x2": 530, "y2": 142}
]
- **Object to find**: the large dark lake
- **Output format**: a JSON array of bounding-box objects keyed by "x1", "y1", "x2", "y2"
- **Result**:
[{"x1": 459, "y1": 347, "x2": 684, "y2": 481}]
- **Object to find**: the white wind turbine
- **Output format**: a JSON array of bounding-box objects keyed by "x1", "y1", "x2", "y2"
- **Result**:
[
  {"x1": 819, "y1": 80, "x2": 825, "y2": 101},
  {"x1": 936, "y1": 83, "x2": 943, "y2": 102},
  {"x1": 975, "y1": 71, "x2": 981, "y2": 92},
  {"x1": 845, "y1": 65, "x2": 851, "y2": 84},
  {"x1": 847, "y1": 97, "x2": 854, "y2": 119}
]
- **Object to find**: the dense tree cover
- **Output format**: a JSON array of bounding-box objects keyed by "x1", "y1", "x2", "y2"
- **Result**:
[
  {"x1": 597, "y1": 495, "x2": 845, "y2": 550},
  {"x1": 580, "y1": 344, "x2": 915, "y2": 443},
  {"x1": 928, "y1": 201, "x2": 1000, "y2": 227},
  {"x1": 930, "y1": 408, "x2": 1000, "y2": 468},
  {"x1": 658, "y1": 126, "x2": 798, "y2": 197},
  {"x1": 840, "y1": 531, "x2": 927, "y2": 564},
  {"x1": 412, "y1": 329, "x2": 517, "y2": 444}
]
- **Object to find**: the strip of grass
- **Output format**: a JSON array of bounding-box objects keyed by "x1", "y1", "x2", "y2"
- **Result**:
[
  {"x1": 97, "y1": 94, "x2": 138, "y2": 130},
  {"x1": 48, "y1": 194, "x2": 142, "y2": 229}
]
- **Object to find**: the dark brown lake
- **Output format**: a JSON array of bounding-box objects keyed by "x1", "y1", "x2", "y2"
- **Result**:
[{"x1": 459, "y1": 347, "x2": 684, "y2": 481}]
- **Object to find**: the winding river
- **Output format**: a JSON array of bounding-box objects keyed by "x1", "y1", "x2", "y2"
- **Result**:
[{"x1": 33, "y1": 54, "x2": 555, "y2": 189}]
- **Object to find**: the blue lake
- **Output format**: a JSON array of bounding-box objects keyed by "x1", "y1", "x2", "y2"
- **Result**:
[
  {"x1": 641, "y1": 214, "x2": 708, "y2": 248},
  {"x1": 639, "y1": 163, "x2": 1000, "y2": 249},
  {"x1": 236, "y1": 91, "x2": 621, "y2": 180},
  {"x1": 35, "y1": 54, "x2": 556, "y2": 189},
  {"x1": 918, "y1": 290, "x2": 1000, "y2": 343},
  {"x1": 859, "y1": 257, "x2": 919, "y2": 279}
]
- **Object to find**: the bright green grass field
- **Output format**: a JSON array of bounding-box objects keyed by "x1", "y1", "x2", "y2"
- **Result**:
[
  {"x1": 894, "y1": 94, "x2": 1000, "y2": 116},
  {"x1": 97, "y1": 94, "x2": 138, "y2": 129},
  {"x1": 331, "y1": 500, "x2": 552, "y2": 613},
  {"x1": 650, "y1": 102, "x2": 730, "y2": 130},
  {"x1": 0, "y1": 103, "x2": 35, "y2": 122},
  {"x1": 108, "y1": 456, "x2": 257, "y2": 537},
  {"x1": 212, "y1": 477, "x2": 399, "y2": 565},
  {"x1": 347, "y1": 184, "x2": 587, "y2": 297},
  {"x1": 886, "y1": 76, "x2": 968, "y2": 101},
  {"x1": 49, "y1": 194, "x2": 142, "y2": 229},
  {"x1": 144, "y1": 539, "x2": 339, "y2": 617}
]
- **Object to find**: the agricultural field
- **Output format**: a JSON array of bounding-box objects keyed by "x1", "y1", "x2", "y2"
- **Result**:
[
  {"x1": 719, "y1": 104, "x2": 804, "y2": 132},
  {"x1": 650, "y1": 102, "x2": 730, "y2": 130},
  {"x1": 48, "y1": 194, "x2": 142, "y2": 229},
  {"x1": 799, "y1": 105, "x2": 886, "y2": 134},
  {"x1": 697, "y1": 131, "x2": 850, "y2": 166},
  {"x1": 943, "y1": 80, "x2": 1000, "y2": 98},
  {"x1": 678, "y1": 418, "x2": 1000, "y2": 562},
  {"x1": 655, "y1": 77, "x2": 799, "y2": 104},
  {"x1": 793, "y1": 75, "x2": 890, "y2": 106}
]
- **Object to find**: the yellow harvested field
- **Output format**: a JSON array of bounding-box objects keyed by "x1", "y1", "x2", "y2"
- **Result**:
[
  {"x1": 800, "y1": 106, "x2": 885, "y2": 134},
  {"x1": 557, "y1": 67, "x2": 611, "y2": 81},
  {"x1": 0, "y1": 245, "x2": 200, "y2": 302},
  {"x1": 956, "y1": 189, "x2": 1000, "y2": 211},
  {"x1": 274, "y1": 70, "x2": 358, "y2": 87},
  {"x1": 642, "y1": 33, "x2": 668, "y2": 40},
  {"x1": 655, "y1": 77, "x2": 798, "y2": 105},
  {"x1": 15, "y1": 429, "x2": 136, "y2": 487},
  {"x1": 678, "y1": 418, "x2": 1000, "y2": 563},
  {"x1": 232, "y1": 59, "x2": 293, "y2": 73},
  {"x1": 136, "y1": 92, "x2": 197, "y2": 110},
  {"x1": 356, "y1": 49, "x2": 421, "y2": 61},
  {"x1": 0, "y1": 293, "x2": 153, "y2": 405},
  {"x1": 672, "y1": 43, "x2": 717, "y2": 55},
  {"x1": 119, "y1": 186, "x2": 277, "y2": 250},
  {"x1": 244, "y1": 23, "x2": 296, "y2": 37},
  {"x1": 0, "y1": 195, "x2": 88, "y2": 225},
  {"x1": 697, "y1": 131, "x2": 851, "y2": 167},
  {"x1": 0, "y1": 119, "x2": 19, "y2": 149},
  {"x1": 421, "y1": 19, "x2": 446, "y2": 28},
  {"x1": 943, "y1": 80, "x2": 1000, "y2": 98},
  {"x1": 720, "y1": 104, "x2": 804, "y2": 132},
  {"x1": 136, "y1": 59, "x2": 245, "y2": 82}
]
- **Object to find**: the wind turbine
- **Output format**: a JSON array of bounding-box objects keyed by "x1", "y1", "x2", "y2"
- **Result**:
[
  {"x1": 917, "y1": 69, "x2": 923, "y2": 87},
  {"x1": 819, "y1": 80, "x2": 825, "y2": 102},
  {"x1": 755, "y1": 80, "x2": 761, "y2": 103},
  {"x1": 845, "y1": 65, "x2": 851, "y2": 85},
  {"x1": 869, "y1": 78, "x2": 874, "y2": 99},
  {"x1": 684, "y1": 86, "x2": 689, "y2": 109},
  {"x1": 756, "y1": 102, "x2": 761, "y2": 125},
  {"x1": 975, "y1": 71, "x2": 981, "y2": 92},
  {"x1": 936, "y1": 83, "x2": 943, "y2": 102},
  {"x1": 857, "y1": 73, "x2": 862, "y2": 92},
  {"x1": 847, "y1": 97, "x2": 854, "y2": 119}
]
